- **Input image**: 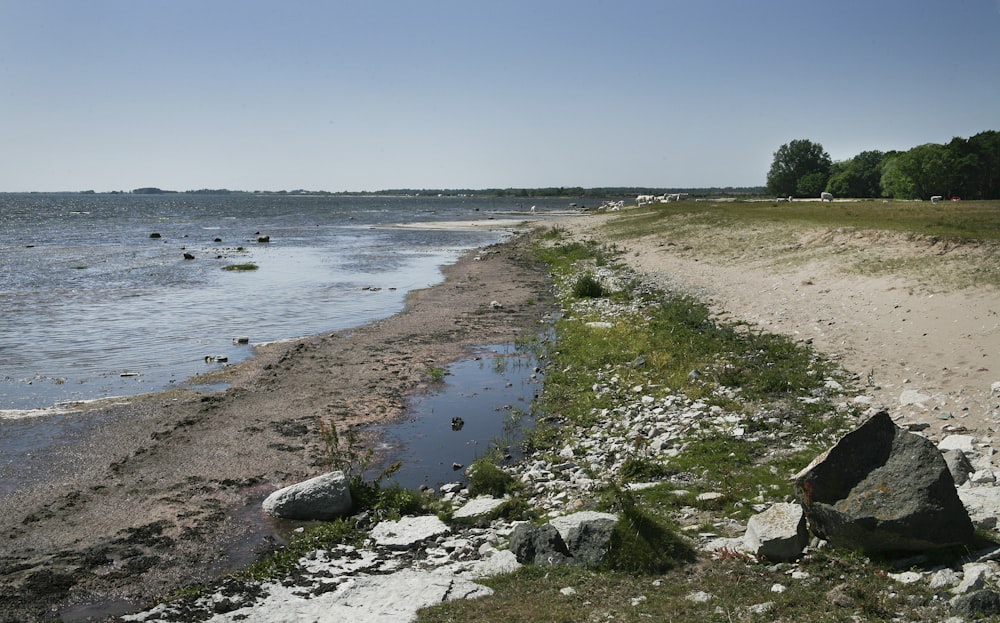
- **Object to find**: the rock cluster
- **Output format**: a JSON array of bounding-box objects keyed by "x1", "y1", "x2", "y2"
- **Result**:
[{"x1": 125, "y1": 260, "x2": 1000, "y2": 622}]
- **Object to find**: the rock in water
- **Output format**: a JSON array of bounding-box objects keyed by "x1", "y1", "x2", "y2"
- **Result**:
[
  {"x1": 262, "y1": 470, "x2": 352, "y2": 520},
  {"x1": 792, "y1": 410, "x2": 974, "y2": 552}
]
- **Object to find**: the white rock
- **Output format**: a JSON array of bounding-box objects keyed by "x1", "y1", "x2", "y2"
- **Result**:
[
  {"x1": 453, "y1": 496, "x2": 507, "y2": 519},
  {"x1": 686, "y1": 591, "x2": 713, "y2": 603},
  {"x1": 560, "y1": 587, "x2": 577, "y2": 596},
  {"x1": 262, "y1": 470, "x2": 352, "y2": 520},
  {"x1": 371, "y1": 516, "x2": 450, "y2": 550},
  {"x1": 889, "y1": 571, "x2": 923, "y2": 584},
  {"x1": 939, "y1": 434, "x2": 977, "y2": 454},
  {"x1": 958, "y1": 487, "x2": 1000, "y2": 529},
  {"x1": 954, "y1": 562, "x2": 995, "y2": 594},
  {"x1": 742, "y1": 503, "x2": 807, "y2": 563},
  {"x1": 900, "y1": 389, "x2": 931, "y2": 406},
  {"x1": 929, "y1": 568, "x2": 962, "y2": 590},
  {"x1": 971, "y1": 470, "x2": 996, "y2": 485},
  {"x1": 464, "y1": 549, "x2": 521, "y2": 578}
]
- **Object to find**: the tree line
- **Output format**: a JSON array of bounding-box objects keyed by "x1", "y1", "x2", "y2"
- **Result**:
[{"x1": 766, "y1": 130, "x2": 1000, "y2": 200}]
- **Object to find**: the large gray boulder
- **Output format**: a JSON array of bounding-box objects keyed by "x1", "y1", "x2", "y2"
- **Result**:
[
  {"x1": 508, "y1": 522, "x2": 571, "y2": 566},
  {"x1": 792, "y1": 410, "x2": 975, "y2": 552},
  {"x1": 743, "y1": 503, "x2": 808, "y2": 562},
  {"x1": 262, "y1": 470, "x2": 353, "y2": 520},
  {"x1": 550, "y1": 511, "x2": 619, "y2": 566},
  {"x1": 509, "y1": 512, "x2": 619, "y2": 567}
]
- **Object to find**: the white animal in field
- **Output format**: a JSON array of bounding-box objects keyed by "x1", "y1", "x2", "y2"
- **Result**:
[
  {"x1": 636, "y1": 194, "x2": 655, "y2": 206},
  {"x1": 930, "y1": 195, "x2": 942, "y2": 203},
  {"x1": 820, "y1": 192, "x2": 834, "y2": 202}
]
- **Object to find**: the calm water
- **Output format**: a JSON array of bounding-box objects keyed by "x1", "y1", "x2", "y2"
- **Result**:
[{"x1": 0, "y1": 193, "x2": 569, "y2": 413}]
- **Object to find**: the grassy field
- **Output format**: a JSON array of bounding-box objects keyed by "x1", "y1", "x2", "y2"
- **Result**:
[
  {"x1": 606, "y1": 199, "x2": 1000, "y2": 242},
  {"x1": 600, "y1": 199, "x2": 1000, "y2": 290},
  {"x1": 416, "y1": 227, "x2": 992, "y2": 622}
]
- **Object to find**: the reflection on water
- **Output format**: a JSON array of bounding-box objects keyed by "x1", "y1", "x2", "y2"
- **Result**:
[
  {"x1": 377, "y1": 343, "x2": 544, "y2": 491},
  {"x1": 1, "y1": 193, "x2": 570, "y2": 411}
]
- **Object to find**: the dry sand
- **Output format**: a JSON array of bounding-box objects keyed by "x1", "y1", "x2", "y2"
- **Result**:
[{"x1": 560, "y1": 210, "x2": 1000, "y2": 439}]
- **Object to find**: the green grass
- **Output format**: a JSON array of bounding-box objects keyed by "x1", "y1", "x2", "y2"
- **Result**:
[
  {"x1": 600, "y1": 200, "x2": 1000, "y2": 289},
  {"x1": 222, "y1": 263, "x2": 258, "y2": 271},
  {"x1": 416, "y1": 230, "x2": 936, "y2": 622},
  {"x1": 606, "y1": 199, "x2": 1000, "y2": 242},
  {"x1": 418, "y1": 550, "x2": 945, "y2": 623}
]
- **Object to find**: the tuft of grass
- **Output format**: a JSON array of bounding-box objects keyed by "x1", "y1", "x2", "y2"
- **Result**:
[
  {"x1": 239, "y1": 518, "x2": 362, "y2": 582},
  {"x1": 599, "y1": 486, "x2": 696, "y2": 574},
  {"x1": 424, "y1": 366, "x2": 448, "y2": 383},
  {"x1": 467, "y1": 456, "x2": 516, "y2": 498},
  {"x1": 222, "y1": 263, "x2": 258, "y2": 271},
  {"x1": 571, "y1": 273, "x2": 605, "y2": 298}
]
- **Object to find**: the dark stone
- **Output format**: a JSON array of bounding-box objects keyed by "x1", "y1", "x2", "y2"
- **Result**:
[
  {"x1": 952, "y1": 590, "x2": 1000, "y2": 619},
  {"x1": 551, "y1": 511, "x2": 619, "y2": 566},
  {"x1": 508, "y1": 523, "x2": 571, "y2": 565},
  {"x1": 943, "y1": 448, "x2": 975, "y2": 486},
  {"x1": 149, "y1": 232, "x2": 161, "y2": 238},
  {"x1": 793, "y1": 410, "x2": 975, "y2": 552}
]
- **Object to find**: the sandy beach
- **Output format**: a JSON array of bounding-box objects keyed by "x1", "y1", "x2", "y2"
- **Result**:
[
  {"x1": 0, "y1": 233, "x2": 554, "y2": 621},
  {"x1": 2, "y1": 206, "x2": 998, "y2": 621},
  {"x1": 560, "y1": 211, "x2": 1000, "y2": 439}
]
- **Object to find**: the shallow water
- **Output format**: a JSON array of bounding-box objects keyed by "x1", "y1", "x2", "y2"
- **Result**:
[
  {"x1": 0, "y1": 193, "x2": 570, "y2": 412},
  {"x1": 378, "y1": 342, "x2": 544, "y2": 491}
]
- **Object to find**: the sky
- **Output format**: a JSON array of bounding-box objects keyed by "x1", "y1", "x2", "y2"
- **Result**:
[{"x1": 1, "y1": 0, "x2": 998, "y2": 193}]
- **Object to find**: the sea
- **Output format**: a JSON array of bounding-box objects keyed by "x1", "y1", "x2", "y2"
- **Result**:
[{"x1": 0, "y1": 193, "x2": 574, "y2": 415}]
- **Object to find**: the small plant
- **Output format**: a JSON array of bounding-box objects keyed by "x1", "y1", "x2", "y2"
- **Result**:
[
  {"x1": 222, "y1": 263, "x2": 258, "y2": 271},
  {"x1": 239, "y1": 518, "x2": 362, "y2": 582},
  {"x1": 600, "y1": 485, "x2": 696, "y2": 574},
  {"x1": 317, "y1": 417, "x2": 420, "y2": 521},
  {"x1": 572, "y1": 273, "x2": 605, "y2": 298},
  {"x1": 424, "y1": 366, "x2": 448, "y2": 383},
  {"x1": 467, "y1": 456, "x2": 516, "y2": 497}
]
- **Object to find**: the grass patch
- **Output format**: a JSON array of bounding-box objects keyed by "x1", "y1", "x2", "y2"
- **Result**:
[
  {"x1": 600, "y1": 200, "x2": 1000, "y2": 288},
  {"x1": 571, "y1": 272, "x2": 605, "y2": 298},
  {"x1": 222, "y1": 263, "x2": 258, "y2": 271},
  {"x1": 239, "y1": 518, "x2": 362, "y2": 582},
  {"x1": 605, "y1": 199, "x2": 1000, "y2": 242},
  {"x1": 467, "y1": 456, "x2": 517, "y2": 497},
  {"x1": 599, "y1": 486, "x2": 696, "y2": 574},
  {"x1": 423, "y1": 366, "x2": 448, "y2": 383}
]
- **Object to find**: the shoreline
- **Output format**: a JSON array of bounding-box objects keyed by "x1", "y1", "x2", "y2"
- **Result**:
[{"x1": 0, "y1": 230, "x2": 556, "y2": 621}]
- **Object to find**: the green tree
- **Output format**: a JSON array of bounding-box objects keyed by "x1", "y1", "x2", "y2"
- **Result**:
[
  {"x1": 890, "y1": 143, "x2": 957, "y2": 199},
  {"x1": 825, "y1": 150, "x2": 886, "y2": 198},
  {"x1": 766, "y1": 139, "x2": 832, "y2": 197},
  {"x1": 880, "y1": 153, "x2": 915, "y2": 199}
]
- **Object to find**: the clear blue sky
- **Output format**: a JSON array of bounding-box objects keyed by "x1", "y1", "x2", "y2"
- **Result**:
[{"x1": 2, "y1": 0, "x2": 998, "y2": 192}]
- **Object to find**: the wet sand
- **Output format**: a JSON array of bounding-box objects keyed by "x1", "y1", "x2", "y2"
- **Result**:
[{"x1": 0, "y1": 232, "x2": 554, "y2": 621}]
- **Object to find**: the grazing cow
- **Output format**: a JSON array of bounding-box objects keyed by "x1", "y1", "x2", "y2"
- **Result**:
[
  {"x1": 820, "y1": 192, "x2": 834, "y2": 202},
  {"x1": 930, "y1": 195, "x2": 942, "y2": 204}
]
